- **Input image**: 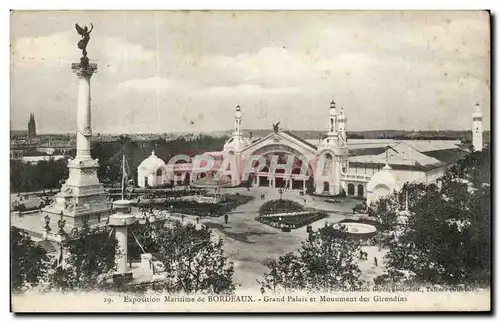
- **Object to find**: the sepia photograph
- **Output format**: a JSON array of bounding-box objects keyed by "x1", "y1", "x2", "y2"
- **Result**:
[{"x1": 9, "y1": 10, "x2": 491, "y2": 312}]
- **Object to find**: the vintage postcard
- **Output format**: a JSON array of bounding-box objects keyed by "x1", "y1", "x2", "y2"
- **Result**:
[{"x1": 10, "y1": 10, "x2": 490, "y2": 312}]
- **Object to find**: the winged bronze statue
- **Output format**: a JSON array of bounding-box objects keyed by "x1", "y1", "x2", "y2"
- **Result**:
[
  {"x1": 272, "y1": 122, "x2": 280, "y2": 133},
  {"x1": 75, "y1": 23, "x2": 94, "y2": 58}
]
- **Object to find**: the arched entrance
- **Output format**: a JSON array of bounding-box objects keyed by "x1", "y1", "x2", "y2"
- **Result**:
[
  {"x1": 347, "y1": 183, "x2": 355, "y2": 196},
  {"x1": 323, "y1": 182, "x2": 330, "y2": 193},
  {"x1": 291, "y1": 167, "x2": 304, "y2": 189},
  {"x1": 357, "y1": 184, "x2": 364, "y2": 197},
  {"x1": 373, "y1": 184, "x2": 391, "y2": 199},
  {"x1": 246, "y1": 144, "x2": 313, "y2": 190}
]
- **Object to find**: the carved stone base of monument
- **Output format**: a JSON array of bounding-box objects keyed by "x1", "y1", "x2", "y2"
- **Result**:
[{"x1": 42, "y1": 158, "x2": 111, "y2": 230}]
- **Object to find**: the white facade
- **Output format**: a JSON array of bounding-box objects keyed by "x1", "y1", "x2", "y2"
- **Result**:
[
  {"x1": 366, "y1": 164, "x2": 400, "y2": 205},
  {"x1": 137, "y1": 151, "x2": 168, "y2": 188}
]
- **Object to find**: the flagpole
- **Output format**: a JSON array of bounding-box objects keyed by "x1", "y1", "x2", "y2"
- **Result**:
[{"x1": 121, "y1": 154, "x2": 126, "y2": 200}]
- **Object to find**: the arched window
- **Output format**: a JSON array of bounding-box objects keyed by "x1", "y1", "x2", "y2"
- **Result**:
[
  {"x1": 347, "y1": 183, "x2": 355, "y2": 196},
  {"x1": 357, "y1": 184, "x2": 364, "y2": 197},
  {"x1": 156, "y1": 168, "x2": 162, "y2": 176}
]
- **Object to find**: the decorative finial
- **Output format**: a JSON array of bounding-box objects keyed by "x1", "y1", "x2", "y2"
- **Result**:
[
  {"x1": 474, "y1": 102, "x2": 481, "y2": 113},
  {"x1": 330, "y1": 100, "x2": 336, "y2": 108},
  {"x1": 151, "y1": 150, "x2": 155, "y2": 156},
  {"x1": 236, "y1": 104, "x2": 241, "y2": 111}
]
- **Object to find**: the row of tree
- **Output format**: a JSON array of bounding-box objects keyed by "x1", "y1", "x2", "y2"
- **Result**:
[
  {"x1": 11, "y1": 218, "x2": 235, "y2": 294},
  {"x1": 258, "y1": 146, "x2": 490, "y2": 291},
  {"x1": 372, "y1": 146, "x2": 490, "y2": 287},
  {"x1": 10, "y1": 158, "x2": 68, "y2": 193},
  {"x1": 10, "y1": 134, "x2": 229, "y2": 193}
]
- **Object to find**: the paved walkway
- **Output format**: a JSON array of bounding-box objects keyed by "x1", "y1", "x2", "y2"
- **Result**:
[{"x1": 183, "y1": 187, "x2": 381, "y2": 290}]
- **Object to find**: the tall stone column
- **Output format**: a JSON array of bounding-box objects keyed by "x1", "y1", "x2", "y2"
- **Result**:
[
  {"x1": 73, "y1": 63, "x2": 97, "y2": 160},
  {"x1": 42, "y1": 61, "x2": 110, "y2": 229}
]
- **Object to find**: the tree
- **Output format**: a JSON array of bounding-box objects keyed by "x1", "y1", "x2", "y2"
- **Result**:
[
  {"x1": 129, "y1": 220, "x2": 235, "y2": 294},
  {"x1": 11, "y1": 227, "x2": 51, "y2": 292},
  {"x1": 10, "y1": 158, "x2": 68, "y2": 193},
  {"x1": 369, "y1": 182, "x2": 437, "y2": 248},
  {"x1": 48, "y1": 218, "x2": 118, "y2": 291},
  {"x1": 258, "y1": 225, "x2": 366, "y2": 293},
  {"x1": 375, "y1": 147, "x2": 491, "y2": 287}
]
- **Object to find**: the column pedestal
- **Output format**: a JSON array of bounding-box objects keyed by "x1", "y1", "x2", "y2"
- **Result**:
[{"x1": 109, "y1": 200, "x2": 137, "y2": 276}]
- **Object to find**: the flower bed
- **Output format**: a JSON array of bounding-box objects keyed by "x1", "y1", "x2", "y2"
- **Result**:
[
  {"x1": 258, "y1": 199, "x2": 305, "y2": 216},
  {"x1": 146, "y1": 194, "x2": 254, "y2": 217},
  {"x1": 256, "y1": 211, "x2": 328, "y2": 230}
]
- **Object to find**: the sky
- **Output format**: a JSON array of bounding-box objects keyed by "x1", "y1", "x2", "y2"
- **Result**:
[{"x1": 10, "y1": 10, "x2": 490, "y2": 134}]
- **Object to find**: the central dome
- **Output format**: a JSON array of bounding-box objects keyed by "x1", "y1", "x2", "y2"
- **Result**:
[{"x1": 138, "y1": 150, "x2": 166, "y2": 174}]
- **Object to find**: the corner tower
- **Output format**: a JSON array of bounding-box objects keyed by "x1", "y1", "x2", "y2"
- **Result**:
[
  {"x1": 472, "y1": 102, "x2": 483, "y2": 152},
  {"x1": 315, "y1": 100, "x2": 349, "y2": 195},
  {"x1": 222, "y1": 105, "x2": 250, "y2": 186}
]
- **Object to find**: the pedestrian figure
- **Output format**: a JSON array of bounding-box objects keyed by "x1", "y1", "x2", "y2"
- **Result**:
[
  {"x1": 260, "y1": 286, "x2": 265, "y2": 295},
  {"x1": 196, "y1": 217, "x2": 200, "y2": 224},
  {"x1": 224, "y1": 214, "x2": 229, "y2": 225},
  {"x1": 181, "y1": 214, "x2": 185, "y2": 222},
  {"x1": 374, "y1": 257, "x2": 378, "y2": 267}
]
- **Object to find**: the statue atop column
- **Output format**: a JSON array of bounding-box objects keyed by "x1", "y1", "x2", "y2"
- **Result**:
[{"x1": 75, "y1": 23, "x2": 94, "y2": 66}]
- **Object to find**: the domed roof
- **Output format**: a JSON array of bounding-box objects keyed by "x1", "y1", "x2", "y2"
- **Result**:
[
  {"x1": 138, "y1": 151, "x2": 166, "y2": 173},
  {"x1": 367, "y1": 164, "x2": 399, "y2": 192}
]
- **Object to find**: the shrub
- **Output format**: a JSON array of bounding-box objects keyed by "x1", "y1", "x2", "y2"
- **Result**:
[{"x1": 258, "y1": 199, "x2": 304, "y2": 216}]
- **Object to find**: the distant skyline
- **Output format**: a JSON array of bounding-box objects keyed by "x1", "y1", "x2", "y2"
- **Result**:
[{"x1": 11, "y1": 11, "x2": 490, "y2": 134}]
